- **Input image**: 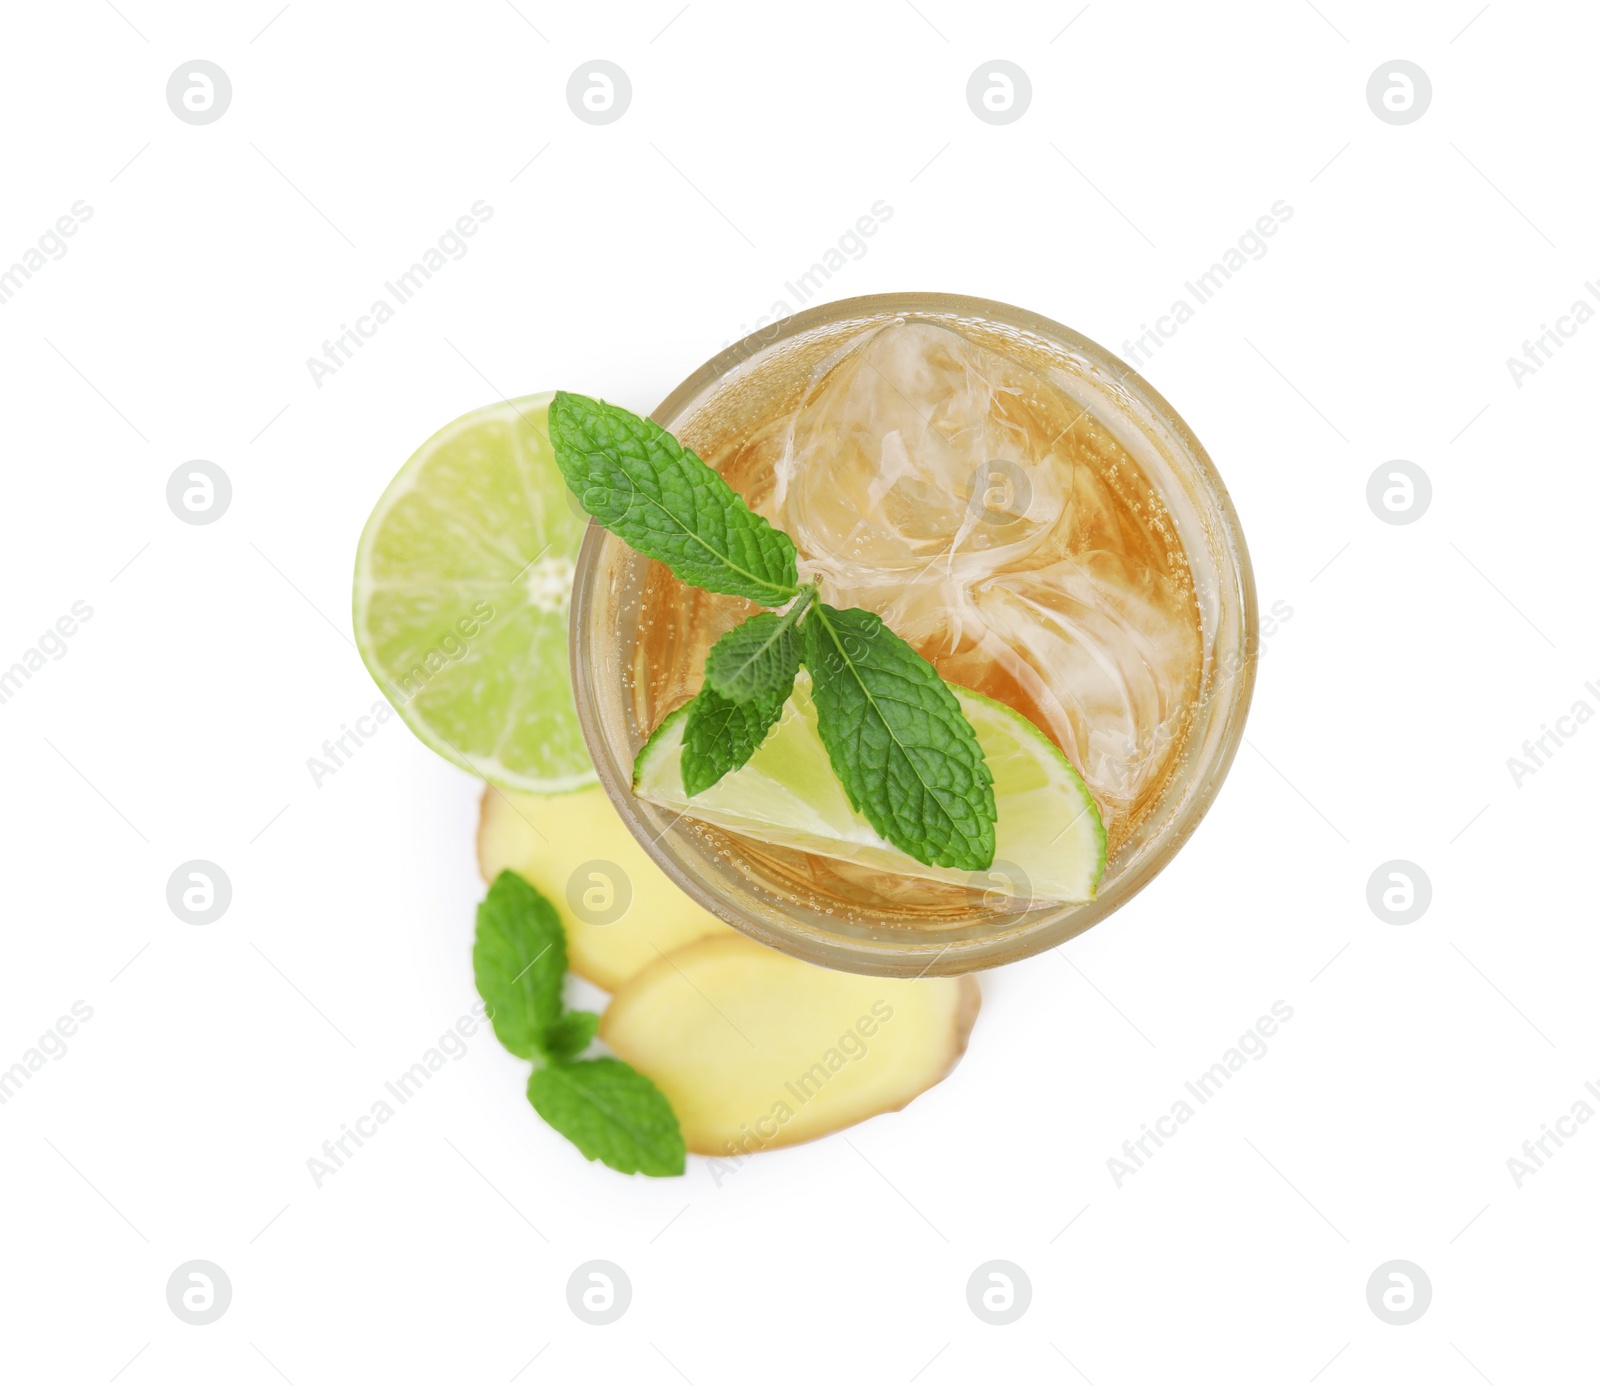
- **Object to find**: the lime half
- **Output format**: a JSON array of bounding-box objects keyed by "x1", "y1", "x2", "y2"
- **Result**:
[
  {"x1": 633, "y1": 672, "x2": 1106, "y2": 903},
  {"x1": 354, "y1": 394, "x2": 596, "y2": 793}
]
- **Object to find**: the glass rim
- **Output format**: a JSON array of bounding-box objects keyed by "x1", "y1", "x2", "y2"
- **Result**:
[{"x1": 570, "y1": 291, "x2": 1258, "y2": 976}]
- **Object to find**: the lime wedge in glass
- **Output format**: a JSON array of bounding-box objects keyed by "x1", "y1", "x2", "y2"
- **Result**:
[
  {"x1": 354, "y1": 393, "x2": 596, "y2": 794},
  {"x1": 633, "y1": 672, "x2": 1106, "y2": 903}
]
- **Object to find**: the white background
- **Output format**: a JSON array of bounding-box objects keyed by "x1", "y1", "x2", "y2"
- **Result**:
[{"x1": 2, "y1": 1, "x2": 1595, "y2": 1382}]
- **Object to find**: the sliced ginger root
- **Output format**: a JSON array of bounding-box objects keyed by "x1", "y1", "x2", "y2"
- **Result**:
[
  {"x1": 477, "y1": 785, "x2": 733, "y2": 992},
  {"x1": 600, "y1": 934, "x2": 980, "y2": 1156}
]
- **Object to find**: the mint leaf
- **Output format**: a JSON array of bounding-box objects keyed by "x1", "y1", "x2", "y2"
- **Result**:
[
  {"x1": 801, "y1": 602, "x2": 996, "y2": 871},
  {"x1": 544, "y1": 1010, "x2": 600, "y2": 1060},
  {"x1": 549, "y1": 391, "x2": 799, "y2": 605},
  {"x1": 473, "y1": 870, "x2": 566, "y2": 1059},
  {"x1": 704, "y1": 603, "x2": 806, "y2": 704},
  {"x1": 681, "y1": 681, "x2": 788, "y2": 796},
  {"x1": 528, "y1": 1058, "x2": 686, "y2": 1176},
  {"x1": 472, "y1": 877, "x2": 686, "y2": 1177}
]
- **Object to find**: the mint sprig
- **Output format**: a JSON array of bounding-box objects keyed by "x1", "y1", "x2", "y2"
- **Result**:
[
  {"x1": 473, "y1": 872, "x2": 685, "y2": 1177},
  {"x1": 551, "y1": 392, "x2": 999, "y2": 870},
  {"x1": 548, "y1": 391, "x2": 799, "y2": 606}
]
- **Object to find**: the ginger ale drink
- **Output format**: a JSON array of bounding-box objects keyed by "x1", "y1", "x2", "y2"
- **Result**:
[{"x1": 571, "y1": 295, "x2": 1255, "y2": 974}]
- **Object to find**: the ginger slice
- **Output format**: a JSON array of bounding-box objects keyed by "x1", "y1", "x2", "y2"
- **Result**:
[
  {"x1": 600, "y1": 934, "x2": 979, "y2": 1156},
  {"x1": 476, "y1": 786, "x2": 732, "y2": 992}
]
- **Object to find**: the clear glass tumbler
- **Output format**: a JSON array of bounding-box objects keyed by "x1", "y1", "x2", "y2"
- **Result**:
[{"x1": 569, "y1": 293, "x2": 1256, "y2": 976}]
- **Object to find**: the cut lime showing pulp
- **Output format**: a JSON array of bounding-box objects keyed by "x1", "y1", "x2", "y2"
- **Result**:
[
  {"x1": 354, "y1": 394, "x2": 596, "y2": 793},
  {"x1": 633, "y1": 672, "x2": 1106, "y2": 903}
]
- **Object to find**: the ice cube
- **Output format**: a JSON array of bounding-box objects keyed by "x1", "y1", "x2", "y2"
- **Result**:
[{"x1": 764, "y1": 319, "x2": 1203, "y2": 839}]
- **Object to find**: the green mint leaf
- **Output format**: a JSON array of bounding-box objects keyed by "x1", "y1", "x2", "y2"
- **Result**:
[
  {"x1": 528, "y1": 1057, "x2": 686, "y2": 1177},
  {"x1": 681, "y1": 679, "x2": 789, "y2": 797},
  {"x1": 473, "y1": 871, "x2": 567, "y2": 1059},
  {"x1": 548, "y1": 391, "x2": 799, "y2": 605},
  {"x1": 544, "y1": 1010, "x2": 600, "y2": 1060},
  {"x1": 800, "y1": 602, "x2": 997, "y2": 871},
  {"x1": 704, "y1": 606, "x2": 804, "y2": 703},
  {"x1": 472, "y1": 876, "x2": 687, "y2": 1178}
]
